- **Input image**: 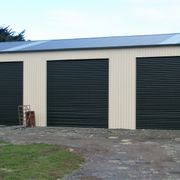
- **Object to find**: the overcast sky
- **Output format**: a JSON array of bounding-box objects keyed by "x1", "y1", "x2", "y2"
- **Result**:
[{"x1": 0, "y1": 0, "x2": 180, "y2": 40}]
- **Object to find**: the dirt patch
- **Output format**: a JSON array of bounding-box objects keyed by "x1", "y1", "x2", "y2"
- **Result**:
[{"x1": 0, "y1": 127, "x2": 180, "y2": 179}]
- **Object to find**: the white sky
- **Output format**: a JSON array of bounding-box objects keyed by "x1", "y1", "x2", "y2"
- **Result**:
[{"x1": 0, "y1": 0, "x2": 180, "y2": 40}]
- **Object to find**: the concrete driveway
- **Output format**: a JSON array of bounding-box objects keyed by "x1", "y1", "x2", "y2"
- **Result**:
[{"x1": 0, "y1": 127, "x2": 180, "y2": 180}]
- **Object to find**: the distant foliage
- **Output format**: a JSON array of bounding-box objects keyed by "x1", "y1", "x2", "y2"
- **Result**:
[{"x1": 0, "y1": 26, "x2": 25, "y2": 42}]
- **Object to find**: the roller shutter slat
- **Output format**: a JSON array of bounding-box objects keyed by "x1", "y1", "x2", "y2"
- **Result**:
[
  {"x1": 137, "y1": 57, "x2": 180, "y2": 130},
  {"x1": 47, "y1": 59, "x2": 108, "y2": 128},
  {"x1": 0, "y1": 62, "x2": 23, "y2": 126}
]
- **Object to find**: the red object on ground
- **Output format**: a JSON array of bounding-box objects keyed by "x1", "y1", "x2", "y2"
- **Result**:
[{"x1": 26, "y1": 111, "x2": 35, "y2": 127}]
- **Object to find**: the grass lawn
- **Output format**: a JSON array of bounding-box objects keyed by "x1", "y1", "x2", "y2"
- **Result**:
[{"x1": 0, "y1": 140, "x2": 84, "y2": 180}]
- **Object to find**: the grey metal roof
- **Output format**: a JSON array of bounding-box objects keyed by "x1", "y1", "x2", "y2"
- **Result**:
[{"x1": 0, "y1": 33, "x2": 180, "y2": 53}]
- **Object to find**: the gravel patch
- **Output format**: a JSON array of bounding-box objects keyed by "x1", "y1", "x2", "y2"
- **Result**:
[{"x1": 0, "y1": 126, "x2": 180, "y2": 179}]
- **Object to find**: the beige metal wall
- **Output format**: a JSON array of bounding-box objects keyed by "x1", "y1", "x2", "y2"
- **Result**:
[{"x1": 0, "y1": 46, "x2": 180, "y2": 129}]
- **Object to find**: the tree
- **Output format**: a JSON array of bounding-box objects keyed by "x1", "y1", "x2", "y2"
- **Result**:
[{"x1": 0, "y1": 26, "x2": 25, "y2": 42}]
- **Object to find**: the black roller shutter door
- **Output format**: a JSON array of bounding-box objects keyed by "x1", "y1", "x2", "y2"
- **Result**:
[
  {"x1": 47, "y1": 59, "x2": 108, "y2": 128},
  {"x1": 137, "y1": 57, "x2": 180, "y2": 130},
  {"x1": 0, "y1": 62, "x2": 23, "y2": 126}
]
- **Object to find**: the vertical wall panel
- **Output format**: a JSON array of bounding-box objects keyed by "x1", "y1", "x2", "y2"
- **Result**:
[
  {"x1": 108, "y1": 53, "x2": 136, "y2": 129},
  {"x1": 23, "y1": 58, "x2": 46, "y2": 126}
]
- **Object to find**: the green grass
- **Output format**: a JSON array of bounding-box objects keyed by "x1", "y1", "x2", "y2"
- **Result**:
[
  {"x1": 0, "y1": 142, "x2": 84, "y2": 180},
  {"x1": 0, "y1": 140, "x2": 8, "y2": 144}
]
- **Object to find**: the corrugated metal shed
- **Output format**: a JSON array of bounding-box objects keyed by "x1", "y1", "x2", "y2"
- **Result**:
[{"x1": 0, "y1": 33, "x2": 180, "y2": 53}]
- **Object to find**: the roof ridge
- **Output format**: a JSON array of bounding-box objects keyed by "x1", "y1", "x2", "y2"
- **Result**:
[
  {"x1": 0, "y1": 33, "x2": 179, "y2": 43},
  {"x1": 37, "y1": 33, "x2": 179, "y2": 42}
]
